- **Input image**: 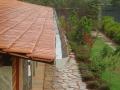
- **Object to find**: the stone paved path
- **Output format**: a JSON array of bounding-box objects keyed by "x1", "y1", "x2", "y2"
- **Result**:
[
  {"x1": 52, "y1": 57, "x2": 88, "y2": 90},
  {"x1": 32, "y1": 56, "x2": 88, "y2": 90}
]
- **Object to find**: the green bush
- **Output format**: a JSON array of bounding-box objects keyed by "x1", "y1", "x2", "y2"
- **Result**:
[
  {"x1": 98, "y1": 82, "x2": 110, "y2": 90},
  {"x1": 114, "y1": 46, "x2": 120, "y2": 54},
  {"x1": 102, "y1": 16, "x2": 120, "y2": 43},
  {"x1": 79, "y1": 16, "x2": 93, "y2": 34},
  {"x1": 81, "y1": 71, "x2": 95, "y2": 82},
  {"x1": 90, "y1": 38, "x2": 120, "y2": 90},
  {"x1": 90, "y1": 38, "x2": 114, "y2": 76},
  {"x1": 86, "y1": 81, "x2": 100, "y2": 89}
]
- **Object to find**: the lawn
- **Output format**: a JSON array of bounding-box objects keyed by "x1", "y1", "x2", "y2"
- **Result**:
[
  {"x1": 90, "y1": 38, "x2": 120, "y2": 90},
  {"x1": 90, "y1": 38, "x2": 113, "y2": 60},
  {"x1": 102, "y1": 71, "x2": 120, "y2": 90}
]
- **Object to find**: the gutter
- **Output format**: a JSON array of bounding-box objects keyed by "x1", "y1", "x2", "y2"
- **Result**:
[{"x1": 54, "y1": 9, "x2": 63, "y2": 60}]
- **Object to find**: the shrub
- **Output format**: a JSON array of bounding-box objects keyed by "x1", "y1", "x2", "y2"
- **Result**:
[
  {"x1": 100, "y1": 45, "x2": 112, "y2": 59},
  {"x1": 102, "y1": 16, "x2": 120, "y2": 44},
  {"x1": 98, "y1": 83, "x2": 110, "y2": 90},
  {"x1": 86, "y1": 81, "x2": 100, "y2": 89},
  {"x1": 68, "y1": 11, "x2": 80, "y2": 31},
  {"x1": 79, "y1": 62, "x2": 88, "y2": 70},
  {"x1": 81, "y1": 70, "x2": 95, "y2": 82},
  {"x1": 114, "y1": 46, "x2": 120, "y2": 54},
  {"x1": 79, "y1": 16, "x2": 93, "y2": 34},
  {"x1": 65, "y1": 15, "x2": 93, "y2": 62},
  {"x1": 90, "y1": 42, "x2": 114, "y2": 76},
  {"x1": 90, "y1": 53, "x2": 120, "y2": 76},
  {"x1": 75, "y1": 16, "x2": 93, "y2": 45},
  {"x1": 76, "y1": 45, "x2": 90, "y2": 60}
]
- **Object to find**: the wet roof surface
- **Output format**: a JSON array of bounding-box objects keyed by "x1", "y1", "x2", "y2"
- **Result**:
[{"x1": 0, "y1": 0, "x2": 55, "y2": 62}]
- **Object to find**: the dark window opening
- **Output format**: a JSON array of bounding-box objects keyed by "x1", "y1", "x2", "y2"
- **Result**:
[{"x1": 0, "y1": 54, "x2": 12, "y2": 66}]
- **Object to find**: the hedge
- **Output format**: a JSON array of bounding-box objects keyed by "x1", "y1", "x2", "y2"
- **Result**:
[{"x1": 102, "y1": 16, "x2": 120, "y2": 43}]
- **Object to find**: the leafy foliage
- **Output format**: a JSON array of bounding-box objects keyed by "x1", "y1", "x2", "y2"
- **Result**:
[
  {"x1": 87, "y1": 0, "x2": 100, "y2": 19},
  {"x1": 90, "y1": 38, "x2": 113, "y2": 75},
  {"x1": 68, "y1": 11, "x2": 80, "y2": 31},
  {"x1": 79, "y1": 16, "x2": 93, "y2": 33},
  {"x1": 24, "y1": 0, "x2": 87, "y2": 9},
  {"x1": 114, "y1": 46, "x2": 120, "y2": 54},
  {"x1": 59, "y1": 12, "x2": 93, "y2": 59},
  {"x1": 102, "y1": 16, "x2": 120, "y2": 43}
]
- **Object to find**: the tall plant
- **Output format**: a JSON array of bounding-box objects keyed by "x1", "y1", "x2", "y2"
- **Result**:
[
  {"x1": 76, "y1": 16, "x2": 93, "y2": 46},
  {"x1": 79, "y1": 16, "x2": 93, "y2": 33}
]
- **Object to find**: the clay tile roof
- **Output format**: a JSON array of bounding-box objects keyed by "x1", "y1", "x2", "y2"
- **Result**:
[{"x1": 0, "y1": 0, "x2": 56, "y2": 63}]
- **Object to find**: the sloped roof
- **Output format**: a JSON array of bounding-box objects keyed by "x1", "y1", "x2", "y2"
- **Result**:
[{"x1": 0, "y1": 0, "x2": 56, "y2": 63}]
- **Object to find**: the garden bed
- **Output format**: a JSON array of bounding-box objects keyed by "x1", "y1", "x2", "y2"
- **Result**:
[
  {"x1": 77, "y1": 38, "x2": 120, "y2": 90},
  {"x1": 102, "y1": 16, "x2": 120, "y2": 44}
]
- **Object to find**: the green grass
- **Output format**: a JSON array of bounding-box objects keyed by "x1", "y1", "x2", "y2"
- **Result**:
[
  {"x1": 102, "y1": 71, "x2": 120, "y2": 90},
  {"x1": 90, "y1": 38, "x2": 113, "y2": 59},
  {"x1": 91, "y1": 38, "x2": 120, "y2": 90}
]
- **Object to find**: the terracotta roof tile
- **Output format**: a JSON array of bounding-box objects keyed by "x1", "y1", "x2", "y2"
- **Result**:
[{"x1": 0, "y1": 0, "x2": 56, "y2": 63}]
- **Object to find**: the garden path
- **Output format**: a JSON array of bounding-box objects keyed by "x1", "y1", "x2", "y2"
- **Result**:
[
  {"x1": 52, "y1": 56, "x2": 88, "y2": 90},
  {"x1": 92, "y1": 31, "x2": 118, "y2": 50}
]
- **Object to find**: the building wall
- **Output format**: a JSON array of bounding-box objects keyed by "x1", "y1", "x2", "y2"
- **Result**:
[
  {"x1": 0, "y1": 55, "x2": 34, "y2": 90},
  {"x1": 0, "y1": 66, "x2": 12, "y2": 90},
  {"x1": 13, "y1": 57, "x2": 33, "y2": 90},
  {"x1": 0, "y1": 54, "x2": 12, "y2": 90}
]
